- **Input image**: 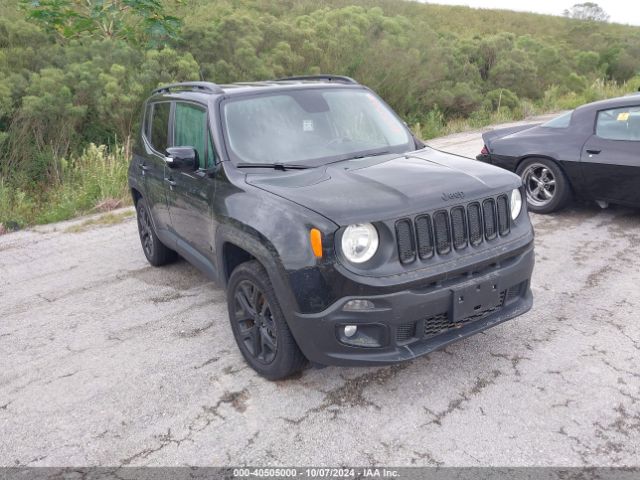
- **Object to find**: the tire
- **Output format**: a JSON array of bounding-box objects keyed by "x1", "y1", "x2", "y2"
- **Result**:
[
  {"x1": 135, "y1": 197, "x2": 177, "y2": 266},
  {"x1": 516, "y1": 158, "x2": 571, "y2": 214},
  {"x1": 227, "y1": 260, "x2": 307, "y2": 380}
]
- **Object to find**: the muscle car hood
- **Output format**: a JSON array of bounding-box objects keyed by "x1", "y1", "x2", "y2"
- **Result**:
[{"x1": 245, "y1": 148, "x2": 521, "y2": 225}]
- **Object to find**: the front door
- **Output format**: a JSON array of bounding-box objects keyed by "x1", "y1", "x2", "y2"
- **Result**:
[
  {"x1": 580, "y1": 104, "x2": 640, "y2": 206},
  {"x1": 141, "y1": 101, "x2": 172, "y2": 235},
  {"x1": 166, "y1": 101, "x2": 217, "y2": 267}
]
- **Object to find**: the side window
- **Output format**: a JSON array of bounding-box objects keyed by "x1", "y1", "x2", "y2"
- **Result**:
[
  {"x1": 542, "y1": 111, "x2": 572, "y2": 128},
  {"x1": 149, "y1": 102, "x2": 171, "y2": 152},
  {"x1": 596, "y1": 106, "x2": 640, "y2": 141},
  {"x1": 174, "y1": 102, "x2": 216, "y2": 169}
]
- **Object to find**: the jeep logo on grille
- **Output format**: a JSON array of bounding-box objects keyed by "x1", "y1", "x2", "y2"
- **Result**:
[{"x1": 442, "y1": 191, "x2": 465, "y2": 202}]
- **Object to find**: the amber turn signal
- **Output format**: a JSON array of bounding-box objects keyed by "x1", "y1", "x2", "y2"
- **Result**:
[{"x1": 310, "y1": 228, "x2": 323, "y2": 258}]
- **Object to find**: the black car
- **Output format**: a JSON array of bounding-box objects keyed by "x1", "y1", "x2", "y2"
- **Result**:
[
  {"x1": 129, "y1": 76, "x2": 535, "y2": 379},
  {"x1": 477, "y1": 94, "x2": 640, "y2": 213}
]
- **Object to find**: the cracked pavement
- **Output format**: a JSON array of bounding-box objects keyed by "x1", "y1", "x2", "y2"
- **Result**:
[{"x1": 1, "y1": 117, "x2": 639, "y2": 467}]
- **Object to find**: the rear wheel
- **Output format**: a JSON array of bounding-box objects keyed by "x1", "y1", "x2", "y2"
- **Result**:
[
  {"x1": 136, "y1": 197, "x2": 177, "y2": 266},
  {"x1": 227, "y1": 260, "x2": 307, "y2": 380},
  {"x1": 516, "y1": 158, "x2": 571, "y2": 214}
]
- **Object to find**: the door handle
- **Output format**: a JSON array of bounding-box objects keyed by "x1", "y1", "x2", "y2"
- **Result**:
[
  {"x1": 586, "y1": 149, "x2": 601, "y2": 155},
  {"x1": 165, "y1": 178, "x2": 177, "y2": 187},
  {"x1": 139, "y1": 163, "x2": 151, "y2": 175}
]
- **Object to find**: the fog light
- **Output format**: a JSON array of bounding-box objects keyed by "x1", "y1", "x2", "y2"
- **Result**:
[
  {"x1": 344, "y1": 325, "x2": 358, "y2": 337},
  {"x1": 343, "y1": 299, "x2": 375, "y2": 311},
  {"x1": 337, "y1": 323, "x2": 386, "y2": 348}
]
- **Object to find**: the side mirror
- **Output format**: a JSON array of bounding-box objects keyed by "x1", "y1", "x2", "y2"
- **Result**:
[{"x1": 165, "y1": 147, "x2": 198, "y2": 171}]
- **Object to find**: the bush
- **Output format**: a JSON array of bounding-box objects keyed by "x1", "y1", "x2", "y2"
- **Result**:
[
  {"x1": 0, "y1": 142, "x2": 130, "y2": 227},
  {"x1": 483, "y1": 88, "x2": 520, "y2": 112}
]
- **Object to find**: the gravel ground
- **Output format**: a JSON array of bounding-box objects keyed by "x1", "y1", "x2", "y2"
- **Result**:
[{"x1": 1, "y1": 115, "x2": 638, "y2": 467}]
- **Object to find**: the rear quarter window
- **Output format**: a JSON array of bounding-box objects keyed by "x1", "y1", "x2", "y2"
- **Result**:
[{"x1": 542, "y1": 111, "x2": 572, "y2": 128}]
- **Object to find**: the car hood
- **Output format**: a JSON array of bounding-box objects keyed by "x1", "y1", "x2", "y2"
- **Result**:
[{"x1": 245, "y1": 148, "x2": 521, "y2": 225}]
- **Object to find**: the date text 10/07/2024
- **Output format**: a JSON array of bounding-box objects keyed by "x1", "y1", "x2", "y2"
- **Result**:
[{"x1": 232, "y1": 468, "x2": 400, "y2": 478}]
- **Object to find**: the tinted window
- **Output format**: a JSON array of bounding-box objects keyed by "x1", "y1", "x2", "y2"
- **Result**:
[
  {"x1": 174, "y1": 102, "x2": 215, "y2": 169},
  {"x1": 542, "y1": 111, "x2": 572, "y2": 128},
  {"x1": 596, "y1": 106, "x2": 640, "y2": 141},
  {"x1": 222, "y1": 89, "x2": 412, "y2": 165},
  {"x1": 149, "y1": 103, "x2": 171, "y2": 152}
]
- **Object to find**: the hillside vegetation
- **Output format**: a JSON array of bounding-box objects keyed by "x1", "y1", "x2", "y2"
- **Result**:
[{"x1": 0, "y1": 0, "x2": 639, "y2": 227}]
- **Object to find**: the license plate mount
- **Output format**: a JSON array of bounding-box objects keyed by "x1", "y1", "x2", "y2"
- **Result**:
[{"x1": 452, "y1": 278, "x2": 502, "y2": 321}]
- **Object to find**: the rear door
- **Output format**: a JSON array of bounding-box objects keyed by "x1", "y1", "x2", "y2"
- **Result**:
[
  {"x1": 141, "y1": 101, "x2": 172, "y2": 234},
  {"x1": 166, "y1": 101, "x2": 218, "y2": 268},
  {"x1": 580, "y1": 104, "x2": 640, "y2": 206}
]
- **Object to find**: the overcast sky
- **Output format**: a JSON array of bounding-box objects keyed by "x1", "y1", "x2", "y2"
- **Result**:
[{"x1": 420, "y1": 1, "x2": 640, "y2": 26}]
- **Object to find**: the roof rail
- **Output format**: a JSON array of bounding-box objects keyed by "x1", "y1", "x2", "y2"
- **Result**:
[
  {"x1": 152, "y1": 81, "x2": 224, "y2": 95},
  {"x1": 276, "y1": 75, "x2": 359, "y2": 85}
]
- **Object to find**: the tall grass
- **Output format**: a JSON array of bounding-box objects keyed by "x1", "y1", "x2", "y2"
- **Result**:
[{"x1": 0, "y1": 143, "x2": 131, "y2": 229}]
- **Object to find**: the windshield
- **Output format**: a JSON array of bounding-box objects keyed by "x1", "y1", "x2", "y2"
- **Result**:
[
  {"x1": 221, "y1": 88, "x2": 413, "y2": 166},
  {"x1": 542, "y1": 111, "x2": 573, "y2": 128}
]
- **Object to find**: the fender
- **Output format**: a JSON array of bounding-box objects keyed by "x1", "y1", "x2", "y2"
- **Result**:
[{"x1": 215, "y1": 222, "x2": 302, "y2": 324}]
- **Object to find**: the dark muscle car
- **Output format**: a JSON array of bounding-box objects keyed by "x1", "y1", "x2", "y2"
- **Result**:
[{"x1": 476, "y1": 94, "x2": 640, "y2": 213}]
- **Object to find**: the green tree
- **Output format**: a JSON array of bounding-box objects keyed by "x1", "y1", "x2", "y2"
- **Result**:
[
  {"x1": 21, "y1": 0, "x2": 181, "y2": 46},
  {"x1": 562, "y1": 3, "x2": 609, "y2": 22},
  {"x1": 576, "y1": 51, "x2": 600, "y2": 75}
]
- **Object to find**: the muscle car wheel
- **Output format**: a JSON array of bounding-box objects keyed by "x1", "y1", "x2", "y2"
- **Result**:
[
  {"x1": 135, "y1": 197, "x2": 177, "y2": 266},
  {"x1": 227, "y1": 260, "x2": 307, "y2": 379},
  {"x1": 517, "y1": 159, "x2": 571, "y2": 214}
]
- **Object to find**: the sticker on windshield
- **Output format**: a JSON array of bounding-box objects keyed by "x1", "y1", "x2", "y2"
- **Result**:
[
  {"x1": 617, "y1": 112, "x2": 630, "y2": 121},
  {"x1": 303, "y1": 120, "x2": 314, "y2": 131}
]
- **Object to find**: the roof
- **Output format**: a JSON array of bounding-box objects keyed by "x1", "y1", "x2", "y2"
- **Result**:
[
  {"x1": 577, "y1": 93, "x2": 640, "y2": 113},
  {"x1": 149, "y1": 75, "x2": 362, "y2": 100}
]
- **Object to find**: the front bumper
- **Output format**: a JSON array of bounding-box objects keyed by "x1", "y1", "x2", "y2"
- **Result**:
[{"x1": 287, "y1": 243, "x2": 534, "y2": 366}]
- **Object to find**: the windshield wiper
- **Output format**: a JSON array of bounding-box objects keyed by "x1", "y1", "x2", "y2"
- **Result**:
[
  {"x1": 328, "y1": 150, "x2": 392, "y2": 164},
  {"x1": 236, "y1": 163, "x2": 310, "y2": 171}
]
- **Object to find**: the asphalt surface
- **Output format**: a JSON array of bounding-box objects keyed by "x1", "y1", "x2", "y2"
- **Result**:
[{"x1": 1, "y1": 116, "x2": 639, "y2": 467}]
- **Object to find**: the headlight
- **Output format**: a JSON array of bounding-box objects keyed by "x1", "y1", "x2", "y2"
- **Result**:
[
  {"x1": 341, "y1": 223, "x2": 379, "y2": 263},
  {"x1": 510, "y1": 188, "x2": 523, "y2": 220}
]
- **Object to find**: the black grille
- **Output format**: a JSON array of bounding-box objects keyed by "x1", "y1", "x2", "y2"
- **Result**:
[
  {"x1": 467, "y1": 202, "x2": 482, "y2": 246},
  {"x1": 423, "y1": 313, "x2": 450, "y2": 337},
  {"x1": 496, "y1": 195, "x2": 510, "y2": 236},
  {"x1": 396, "y1": 219, "x2": 416, "y2": 264},
  {"x1": 396, "y1": 322, "x2": 416, "y2": 343},
  {"x1": 394, "y1": 195, "x2": 511, "y2": 264},
  {"x1": 450, "y1": 206, "x2": 467, "y2": 250},
  {"x1": 505, "y1": 281, "x2": 524, "y2": 303},
  {"x1": 483, "y1": 199, "x2": 497, "y2": 240},
  {"x1": 433, "y1": 211, "x2": 451, "y2": 255},
  {"x1": 415, "y1": 215, "x2": 434, "y2": 259}
]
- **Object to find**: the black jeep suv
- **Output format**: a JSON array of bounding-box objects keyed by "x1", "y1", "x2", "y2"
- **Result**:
[{"x1": 129, "y1": 75, "x2": 535, "y2": 379}]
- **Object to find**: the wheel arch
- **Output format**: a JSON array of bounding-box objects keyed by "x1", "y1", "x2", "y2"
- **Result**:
[
  {"x1": 216, "y1": 223, "x2": 300, "y2": 316},
  {"x1": 515, "y1": 155, "x2": 575, "y2": 191}
]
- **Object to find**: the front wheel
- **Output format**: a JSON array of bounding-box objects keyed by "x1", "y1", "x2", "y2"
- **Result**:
[
  {"x1": 227, "y1": 260, "x2": 307, "y2": 380},
  {"x1": 516, "y1": 158, "x2": 571, "y2": 214}
]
